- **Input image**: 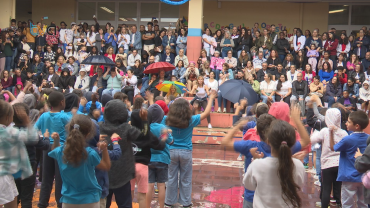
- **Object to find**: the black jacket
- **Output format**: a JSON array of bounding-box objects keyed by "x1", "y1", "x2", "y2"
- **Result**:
[
  {"x1": 282, "y1": 60, "x2": 295, "y2": 70},
  {"x1": 349, "y1": 71, "x2": 366, "y2": 86},
  {"x1": 276, "y1": 38, "x2": 290, "y2": 55},
  {"x1": 12, "y1": 73, "x2": 27, "y2": 86},
  {"x1": 292, "y1": 80, "x2": 308, "y2": 98},
  {"x1": 256, "y1": 69, "x2": 272, "y2": 82},
  {"x1": 43, "y1": 73, "x2": 59, "y2": 87},
  {"x1": 338, "y1": 96, "x2": 357, "y2": 110},
  {"x1": 58, "y1": 68, "x2": 75, "y2": 90},
  {"x1": 236, "y1": 35, "x2": 252, "y2": 52}
]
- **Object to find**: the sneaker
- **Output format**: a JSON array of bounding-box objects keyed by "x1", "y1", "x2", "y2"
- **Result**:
[
  {"x1": 315, "y1": 202, "x2": 321, "y2": 207},
  {"x1": 237, "y1": 155, "x2": 243, "y2": 161},
  {"x1": 314, "y1": 181, "x2": 321, "y2": 186},
  {"x1": 164, "y1": 204, "x2": 172, "y2": 208},
  {"x1": 241, "y1": 194, "x2": 244, "y2": 199},
  {"x1": 217, "y1": 107, "x2": 221, "y2": 113},
  {"x1": 155, "y1": 188, "x2": 159, "y2": 194},
  {"x1": 183, "y1": 204, "x2": 193, "y2": 208},
  {"x1": 303, "y1": 162, "x2": 309, "y2": 169},
  {"x1": 223, "y1": 108, "x2": 226, "y2": 113},
  {"x1": 208, "y1": 123, "x2": 212, "y2": 129},
  {"x1": 330, "y1": 199, "x2": 336, "y2": 203}
]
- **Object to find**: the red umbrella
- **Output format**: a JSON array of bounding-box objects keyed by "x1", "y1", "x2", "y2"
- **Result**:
[{"x1": 143, "y1": 62, "x2": 176, "y2": 74}]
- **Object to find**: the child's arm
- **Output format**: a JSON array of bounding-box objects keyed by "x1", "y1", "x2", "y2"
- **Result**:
[
  {"x1": 355, "y1": 145, "x2": 370, "y2": 173},
  {"x1": 96, "y1": 141, "x2": 111, "y2": 171},
  {"x1": 221, "y1": 119, "x2": 248, "y2": 150},
  {"x1": 51, "y1": 132, "x2": 60, "y2": 150},
  {"x1": 330, "y1": 128, "x2": 335, "y2": 151},
  {"x1": 291, "y1": 105, "x2": 310, "y2": 149},
  {"x1": 35, "y1": 129, "x2": 51, "y2": 150},
  {"x1": 105, "y1": 133, "x2": 122, "y2": 160},
  {"x1": 200, "y1": 90, "x2": 216, "y2": 120}
]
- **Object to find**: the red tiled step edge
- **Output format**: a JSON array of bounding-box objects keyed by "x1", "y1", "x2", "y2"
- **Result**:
[{"x1": 182, "y1": 97, "x2": 235, "y2": 113}]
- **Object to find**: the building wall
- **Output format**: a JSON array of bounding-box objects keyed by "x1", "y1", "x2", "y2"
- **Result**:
[
  {"x1": 0, "y1": 0, "x2": 15, "y2": 29},
  {"x1": 180, "y1": 1, "x2": 329, "y2": 36},
  {"x1": 16, "y1": 0, "x2": 32, "y2": 23},
  {"x1": 32, "y1": 0, "x2": 76, "y2": 26}
]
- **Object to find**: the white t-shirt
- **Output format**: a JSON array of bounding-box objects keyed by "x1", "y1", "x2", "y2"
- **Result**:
[
  {"x1": 86, "y1": 32, "x2": 96, "y2": 46},
  {"x1": 260, "y1": 81, "x2": 276, "y2": 94},
  {"x1": 59, "y1": 29, "x2": 66, "y2": 43},
  {"x1": 207, "y1": 79, "x2": 218, "y2": 92},
  {"x1": 243, "y1": 157, "x2": 306, "y2": 208},
  {"x1": 277, "y1": 81, "x2": 292, "y2": 96},
  {"x1": 202, "y1": 34, "x2": 212, "y2": 48},
  {"x1": 118, "y1": 34, "x2": 131, "y2": 49}
]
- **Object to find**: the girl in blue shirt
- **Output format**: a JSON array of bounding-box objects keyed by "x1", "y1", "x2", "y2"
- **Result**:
[
  {"x1": 163, "y1": 91, "x2": 217, "y2": 207},
  {"x1": 318, "y1": 62, "x2": 334, "y2": 84},
  {"x1": 49, "y1": 115, "x2": 111, "y2": 208}
]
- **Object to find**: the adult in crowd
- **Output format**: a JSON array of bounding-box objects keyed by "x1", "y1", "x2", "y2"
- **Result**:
[
  {"x1": 237, "y1": 50, "x2": 249, "y2": 70},
  {"x1": 336, "y1": 54, "x2": 347, "y2": 73},
  {"x1": 302, "y1": 64, "x2": 316, "y2": 85},
  {"x1": 318, "y1": 62, "x2": 334, "y2": 85},
  {"x1": 154, "y1": 29, "x2": 165, "y2": 54},
  {"x1": 129, "y1": 25, "x2": 142, "y2": 56},
  {"x1": 266, "y1": 50, "x2": 281, "y2": 77},
  {"x1": 335, "y1": 66, "x2": 348, "y2": 85},
  {"x1": 221, "y1": 32, "x2": 235, "y2": 58},
  {"x1": 287, "y1": 65, "x2": 299, "y2": 83},
  {"x1": 95, "y1": 28, "x2": 105, "y2": 54},
  {"x1": 162, "y1": 30, "x2": 176, "y2": 53},
  {"x1": 202, "y1": 28, "x2": 213, "y2": 57},
  {"x1": 176, "y1": 28, "x2": 187, "y2": 55},
  {"x1": 117, "y1": 27, "x2": 130, "y2": 55},
  {"x1": 343, "y1": 77, "x2": 359, "y2": 101},
  {"x1": 275, "y1": 74, "x2": 292, "y2": 105},
  {"x1": 256, "y1": 62, "x2": 270, "y2": 82},
  {"x1": 58, "y1": 67, "x2": 74, "y2": 93},
  {"x1": 276, "y1": 32, "x2": 290, "y2": 61},
  {"x1": 142, "y1": 22, "x2": 156, "y2": 54},
  {"x1": 174, "y1": 49, "x2": 189, "y2": 68},
  {"x1": 324, "y1": 32, "x2": 339, "y2": 62},
  {"x1": 104, "y1": 26, "x2": 118, "y2": 53},
  {"x1": 309, "y1": 76, "x2": 324, "y2": 99},
  {"x1": 127, "y1": 49, "x2": 141, "y2": 70},
  {"x1": 217, "y1": 72, "x2": 230, "y2": 113},
  {"x1": 184, "y1": 62, "x2": 199, "y2": 93},
  {"x1": 173, "y1": 60, "x2": 186, "y2": 84},
  {"x1": 353, "y1": 29, "x2": 369, "y2": 60},
  {"x1": 359, "y1": 81, "x2": 370, "y2": 112},
  {"x1": 121, "y1": 69, "x2": 137, "y2": 104},
  {"x1": 282, "y1": 53, "x2": 295, "y2": 71},
  {"x1": 260, "y1": 73, "x2": 276, "y2": 103},
  {"x1": 42, "y1": 66, "x2": 59, "y2": 87},
  {"x1": 290, "y1": 72, "x2": 308, "y2": 115},
  {"x1": 223, "y1": 50, "x2": 237, "y2": 70},
  {"x1": 324, "y1": 76, "x2": 342, "y2": 107},
  {"x1": 257, "y1": 29, "x2": 272, "y2": 58},
  {"x1": 102, "y1": 67, "x2": 122, "y2": 96},
  {"x1": 293, "y1": 28, "x2": 306, "y2": 58},
  {"x1": 210, "y1": 51, "x2": 224, "y2": 81},
  {"x1": 74, "y1": 67, "x2": 90, "y2": 93},
  {"x1": 337, "y1": 33, "x2": 351, "y2": 59},
  {"x1": 350, "y1": 64, "x2": 365, "y2": 86},
  {"x1": 253, "y1": 51, "x2": 266, "y2": 71},
  {"x1": 236, "y1": 28, "x2": 252, "y2": 58}
]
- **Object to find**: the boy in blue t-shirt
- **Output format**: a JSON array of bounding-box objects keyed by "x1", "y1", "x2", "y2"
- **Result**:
[
  {"x1": 35, "y1": 91, "x2": 72, "y2": 208},
  {"x1": 221, "y1": 106, "x2": 310, "y2": 208},
  {"x1": 330, "y1": 111, "x2": 369, "y2": 208}
]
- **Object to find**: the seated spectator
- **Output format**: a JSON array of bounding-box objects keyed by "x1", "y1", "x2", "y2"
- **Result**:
[
  {"x1": 102, "y1": 67, "x2": 122, "y2": 97},
  {"x1": 295, "y1": 50, "x2": 305, "y2": 71},
  {"x1": 287, "y1": 65, "x2": 299, "y2": 83},
  {"x1": 266, "y1": 50, "x2": 281, "y2": 75},
  {"x1": 363, "y1": 52, "x2": 370, "y2": 72},
  {"x1": 1, "y1": 70, "x2": 13, "y2": 91},
  {"x1": 349, "y1": 64, "x2": 365, "y2": 86},
  {"x1": 235, "y1": 70, "x2": 247, "y2": 82},
  {"x1": 237, "y1": 50, "x2": 249, "y2": 70},
  {"x1": 166, "y1": 85, "x2": 180, "y2": 99},
  {"x1": 346, "y1": 53, "x2": 359, "y2": 75},
  {"x1": 201, "y1": 61, "x2": 212, "y2": 81},
  {"x1": 221, "y1": 63, "x2": 234, "y2": 80},
  {"x1": 116, "y1": 47, "x2": 128, "y2": 67},
  {"x1": 30, "y1": 54, "x2": 44, "y2": 77},
  {"x1": 127, "y1": 49, "x2": 141, "y2": 70},
  {"x1": 198, "y1": 49, "x2": 210, "y2": 68},
  {"x1": 243, "y1": 60, "x2": 256, "y2": 81},
  {"x1": 64, "y1": 43, "x2": 78, "y2": 60},
  {"x1": 90, "y1": 68, "x2": 105, "y2": 94},
  {"x1": 323, "y1": 32, "x2": 338, "y2": 62},
  {"x1": 115, "y1": 59, "x2": 127, "y2": 74},
  {"x1": 210, "y1": 51, "x2": 224, "y2": 80},
  {"x1": 174, "y1": 49, "x2": 189, "y2": 68},
  {"x1": 309, "y1": 76, "x2": 324, "y2": 98},
  {"x1": 335, "y1": 54, "x2": 347, "y2": 73},
  {"x1": 256, "y1": 62, "x2": 270, "y2": 82},
  {"x1": 260, "y1": 73, "x2": 276, "y2": 103},
  {"x1": 74, "y1": 67, "x2": 90, "y2": 93},
  {"x1": 105, "y1": 46, "x2": 116, "y2": 62},
  {"x1": 275, "y1": 74, "x2": 292, "y2": 105},
  {"x1": 149, "y1": 69, "x2": 167, "y2": 98},
  {"x1": 176, "y1": 28, "x2": 187, "y2": 55},
  {"x1": 131, "y1": 60, "x2": 144, "y2": 81},
  {"x1": 282, "y1": 54, "x2": 295, "y2": 71},
  {"x1": 161, "y1": 46, "x2": 175, "y2": 64},
  {"x1": 257, "y1": 29, "x2": 272, "y2": 58},
  {"x1": 359, "y1": 81, "x2": 370, "y2": 112},
  {"x1": 290, "y1": 72, "x2": 309, "y2": 115},
  {"x1": 338, "y1": 90, "x2": 357, "y2": 112},
  {"x1": 12, "y1": 68, "x2": 26, "y2": 86},
  {"x1": 324, "y1": 76, "x2": 342, "y2": 107},
  {"x1": 18, "y1": 54, "x2": 30, "y2": 75},
  {"x1": 318, "y1": 62, "x2": 334, "y2": 85},
  {"x1": 25, "y1": 69, "x2": 37, "y2": 84},
  {"x1": 54, "y1": 55, "x2": 66, "y2": 76},
  {"x1": 184, "y1": 62, "x2": 199, "y2": 94},
  {"x1": 318, "y1": 51, "x2": 333, "y2": 71},
  {"x1": 65, "y1": 56, "x2": 79, "y2": 77},
  {"x1": 58, "y1": 68, "x2": 74, "y2": 93},
  {"x1": 302, "y1": 64, "x2": 316, "y2": 85},
  {"x1": 38, "y1": 79, "x2": 53, "y2": 92},
  {"x1": 121, "y1": 69, "x2": 137, "y2": 104},
  {"x1": 43, "y1": 66, "x2": 59, "y2": 88},
  {"x1": 77, "y1": 46, "x2": 89, "y2": 63},
  {"x1": 13, "y1": 81, "x2": 23, "y2": 97},
  {"x1": 253, "y1": 51, "x2": 266, "y2": 71},
  {"x1": 335, "y1": 66, "x2": 347, "y2": 85},
  {"x1": 173, "y1": 60, "x2": 186, "y2": 84},
  {"x1": 44, "y1": 45, "x2": 56, "y2": 64},
  {"x1": 343, "y1": 78, "x2": 359, "y2": 101},
  {"x1": 248, "y1": 74, "x2": 260, "y2": 95},
  {"x1": 220, "y1": 31, "x2": 235, "y2": 58}
]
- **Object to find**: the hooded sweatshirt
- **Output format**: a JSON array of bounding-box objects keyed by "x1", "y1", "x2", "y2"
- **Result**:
[
  {"x1": 74, "y1": 69, "x2": 90, "y2": 90},
  {"x1": 99, "y1": 100, "x2": 150, "y2": 189},
  {"x1": 148, "y1": 104, "x2": 173, "y2": 164},
  {"x1": 359, "y1": 81, "x2": 370, "y2": 102},
  {"x1": 130, "y1": 108, "x2": 165, "y2": 165},
  {"x1": 58, "y1": 68, "x2": 75, "y2": 90}
]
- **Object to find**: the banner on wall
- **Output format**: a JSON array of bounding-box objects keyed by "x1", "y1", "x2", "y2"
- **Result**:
[{"x1": 204, "y1": 22, "x2": 294, "y2": 37}]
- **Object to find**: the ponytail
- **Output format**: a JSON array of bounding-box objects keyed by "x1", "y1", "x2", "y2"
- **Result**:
[{"x1": 268, "y1": 120, "x2": 302, "y2": 207}]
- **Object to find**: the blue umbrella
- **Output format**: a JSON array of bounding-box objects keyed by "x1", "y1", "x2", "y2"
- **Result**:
[
  {"x1": 219, "y1": 79, "x2": 259, "y2": 104},
  {"x1": 81, "y1": 55, "x2": 116, "y2": 66}
]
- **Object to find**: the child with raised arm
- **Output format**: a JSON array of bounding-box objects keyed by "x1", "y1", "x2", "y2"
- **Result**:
[
  {"x1": 330, "y1": 110, "x2": 369, "y2": 208},
  {"x1": 0, "y1": 100, "x2": 39, "y2": 208},
  {"x1": 48, "y1": 114, "x2": 111, "y2": 208}
]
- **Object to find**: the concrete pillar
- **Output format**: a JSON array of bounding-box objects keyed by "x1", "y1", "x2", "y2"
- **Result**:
[
  {"x1": 0, "y1": 0, "x2": 16, "y2": 29},
  {"x1": 187, "y1": 0, "x2": 203, "y2": 62}
]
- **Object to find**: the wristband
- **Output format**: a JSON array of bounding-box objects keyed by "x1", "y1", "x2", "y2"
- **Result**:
[{"x1": 111, "y1": 137, "x2": 122, "y2": 142}]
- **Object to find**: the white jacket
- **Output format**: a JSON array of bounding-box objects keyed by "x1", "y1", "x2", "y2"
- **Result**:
[
  {"x1": 359, "y1": 81, "x2": 370, "y2": 101},
  {"x1": 74, "y1": 69, "x2": 90, "y2": 90},
  {"x1": 127, "y1": 54, "x2": 141, "y2": 67}
]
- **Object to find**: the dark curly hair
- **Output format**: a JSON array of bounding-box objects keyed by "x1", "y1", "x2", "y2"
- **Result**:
[{"x1": 166, "y1": 98, "x2": 192, "y2": 128}]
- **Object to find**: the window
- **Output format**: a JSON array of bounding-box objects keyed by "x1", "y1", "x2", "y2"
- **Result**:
[
  {"x1": 119, "y1": 3, "x2": 137, "y2": 22},
  {"x1": 98, "y1": 2, "x2": 115, "y2": 21},
  {"x1": 328, "y1": 5, "x2": 349, "y2": 25},
  {"x1": 140, "y1": 3, "x2": 159, "y2": 22},
  {"x1": 351, "y1": 5, "x2": 370, "y2": 25},
  {"x1": 161, "y1": 4, "x2": 180, "y2": 23},
  {"x1": 78, "y1": 2, "x2": 96, "y2": 20}
]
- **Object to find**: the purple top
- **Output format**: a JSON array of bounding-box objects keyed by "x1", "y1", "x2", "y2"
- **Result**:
[
  {"x1": 1, "y1": 77, "x2": 13, "y2": 89},
  {"x1": 307, "y1": 50, "x2": 319, "y2": 58},
  {"x1": 343, "y1": 98, "x2": 351, "y2": 105}
]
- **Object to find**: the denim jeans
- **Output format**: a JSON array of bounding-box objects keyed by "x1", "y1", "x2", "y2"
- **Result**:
[
  {"x1": 261, "y1": 94, "x2": 275, "y2": 103},
  {"x1": 212, "y1": 69, "x2": 220, "y2": 81},
  {"x1": 5, "y1": 56, "x2": 12, "y2": 71},
  {"x1": 217, "y1": 91, "x2": 227, "y2": 109},
  {"x1": 327, "y1": 96, "x2": 336, "y2": 108},
  {"x1": 165, "y1": 149, "x2": 193, "y2": 206},
  {"x1": 140, "y1": 77, "x2": 150, "y2": 97},
  {"x1": 106, "y1": 181, "x2": 132, "y2": 208},
  {"x1": 204, "y1": 47, "x2": 210, "y2": 57},
  {"x1": 221, "y1": 50, "x2": 228, "y2": 58},
  {"x1": 278, "y1": 54, "x2": 286, "y2": 62},
  {"x1": 303, "y1": 154, "x2": 309, "y2": 164},
  {"x1": 176, "y1": 46, "x2": 187, "y2": 55},
  {"x1": 102, "y1": 88, "x2": 121, "y2": 97},
  {"x1": 11, "y1": 48, "x2": 17, "y2": 69},
  {"x1": 263, "y1": 49, "x2": 270, "y2": 59}
]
